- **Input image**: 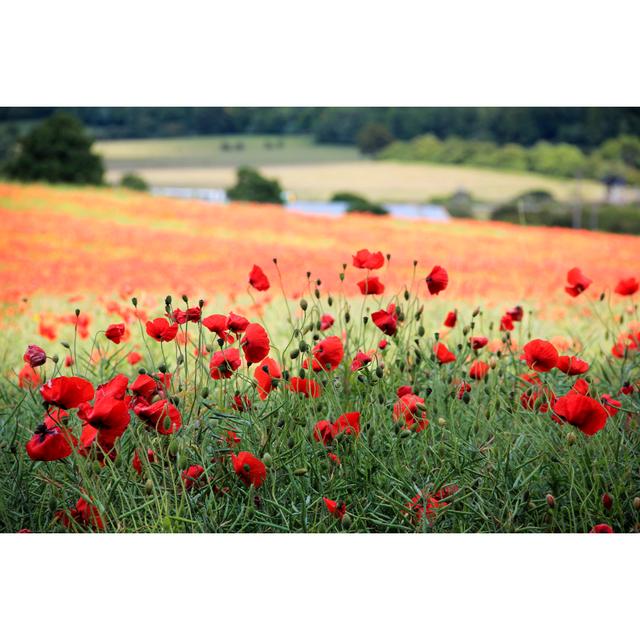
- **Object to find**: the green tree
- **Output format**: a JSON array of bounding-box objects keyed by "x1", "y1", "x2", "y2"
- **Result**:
[
  {"x1": 226, "y1": 166, "x2": 283, "y2": 204},
  {"x1": 4, "y1": 112, "x2": 104, "y2": 185},
  {"x1": 356, "y1": 123, "x2": 394, "y2": 155}
]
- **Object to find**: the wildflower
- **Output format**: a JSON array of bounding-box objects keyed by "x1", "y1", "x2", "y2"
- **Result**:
[
  {"x1": 351, "y1": 351, "x2": 372, "y2": 372},
  {"x1": 127, "y1": 351, "x2": 142, "y2": 365},
  {"x1": 523, "y1": 339, "x2": 559, "y2": 372},
  {"x1": 23, "y1": 344, "x2": 47, "y2": 367},
  {"x1": 393, "y1": 394, "x2": 429, "y2": 432},
  {"x1": 105, "y1": 323, "x2": 126, "y2": 344},
  {"x1": 232, "y1": 393, "x2": 252, "y2": 411},
  {"x1": 25, "y1": 409, "x2": 75, "y2": 461},
  {"x1": 231, "y1": 451, "x2": 267, "y2": 488},
  {"x1": 372, "y1": 304, "x2": 398, "y2": 336},
  {"x1": 506, "y1": 305, "x2": 523, "y2": 322},
  {"x1": 434, "y1": 342, "x2": 456, "y2": 364},
  {"x1": 357, "y1": 276, "x2": 385, "y2": 295},
  {"x1": 553, "y1": 393, "x2": 608, "y2": 436},
  {"x1": 469, "y1": 360, "x2": 489, "y2": 380},
  {"x1": 323, "y1": 498, "x2": 347, "y2": 520},
  {"x1": 556, "y1": 355, "x2": 589, "y2": 375},
  {"x1": 443, "y1": 310, "x2": 457, "y2": 328},
  {"x1": 352, "y1": 248, "x2": 384, "y2": 270},
  {"x1": 470, "y1": 336, "x2": 488, "y2": 350},
  {"x1": 320, "y1": 314, "x2": 334, "y2": 331},
  {"x1": 64, "y1": 355, "x2": 74, "y2": 367},
  {"x1": 134, "y1": 399, "x2": 182, "y2": 434},
  {"x1": 40, "y1": 376, "x2": 95, "y2": 409},
  {"x1": 249, "y1": 264, "x2": 270, "y2": 291},
  {"x1": 565, "y1": 267, "x2": 592, "y2": 297},
  {"x1": 146, "y1": 317, "x2": 179, "y2": 342},
  {"x1": 209, "y1": 348, "x2": 242, "y2": 379},
  {"x1": 132, "y1": 448, "x2": 155, "y2": 475},
  {"x1": 254, "y1": 357, "x2": 282, "y2": 400},
  {"x1": 589, "y1": 524, "x2": 613, "y2": 533},
  {"x1": 601, "y1": 394, "x2": 621, "y2": 416},
  {"x1": 614, "y1": 277, "x2": 638, "y2": 296},
  {"x1": 172, "y1": 307, "x2": 201, "y2": 324},
  {"x1": 425, "y1": 265, "x2": 448, "y2": 295},
  {"x1": 289, "y1": 377, "x2": 321, "y2": 398},
  {"x1": 227, "y1": 311, "x2": 250, "y2": 333},
  {"x1": 499, "y1": 314, "x2": 514, "y2": 331},
  {"x1": 240, "y1": 323, "x2": 270, "y2": 364},
  {"x1": 182, "y1": 465, "x2": 205, "y2": 491},
  {"x1": 311, "y1": 336, "x2": 344, "y2": 371},
  {"x1": 203, "y1": 314, "x2": 234, "y2": 343}
]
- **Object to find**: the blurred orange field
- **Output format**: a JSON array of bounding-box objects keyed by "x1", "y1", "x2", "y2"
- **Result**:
[{"x1": 1, "y1": 182, "x2": 639, "y2": 310}]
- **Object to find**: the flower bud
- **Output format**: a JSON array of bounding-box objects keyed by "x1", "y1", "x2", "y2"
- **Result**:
[
  {"x1": 566, "y1": 431, "x2": 577, "y2": 446},
  {"x1": 51, "y1": 354, "x2": 59, "y2": 364},
  {"x1": 602, "y1": 493, "x2": 613, "y2": 511},
  {"x1": 131, "y1": 297, "x2": 138, "y2": 307},
  {"x1": 546, "y1": 494, "x2": 555, "y2": 508},
  {"x1": 23, "y1": 344, "x2": 47, "y2": 367},
  {"x1": 299, "y1": 299, "x2": 308, "y2": 311},
  {"x1": 61, "y1": 341, "x2": 70, "y2": 349},
  {"x1": 633, "y1": 497, "x2": 640, "y2": 511},
  {"x1": 293, "y1": 467, "x2": 308, "y2": 476},
  {"x1": 262, "y1": 453, "x2": 273, "y2": 467},
  {"x1": 438, "y1": 417, "x2": 447, "y2": 426},
  {"x1": 145, "y1": 479, "x2": 154, "y2": 494}
]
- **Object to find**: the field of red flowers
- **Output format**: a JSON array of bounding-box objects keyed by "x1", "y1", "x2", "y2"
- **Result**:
[{"x1": 1, "y1": 182, "x2": 639, "y2": 533}]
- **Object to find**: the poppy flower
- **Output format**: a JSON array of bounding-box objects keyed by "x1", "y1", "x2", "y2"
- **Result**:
[
  {"x1": 320, "y1": 314, "x2": 334, "y2": 331},
  {"x1": 333, "y1": 412, "x2": 361, "y2": 438},
  {"x1": 352, "y1": 248, "x2": 384, "y2": 270},
  {"x1": 469, "y1": 360, "x2": 490, "y2": 380},
  {"x1": 249, "y1": 264, "x2": 270, "y2": 291},
  {"x1": 209, "y1": 348, "x2": 242, "y2": 379},
  {"x1": 520, "y1": 386, "x2": 555, "y2": 414},
  {"x1": 254, "y1": 357, "x2": 282, "y2": 400},
  {"x1": 134, "y1": 399, "x2": 182, "y2": 435},
  {"x1": 506, "y1": 305, "x2": 524, "y2": 322},
  {"x1": 565, "y1": 267, "x2": 592, "y2": 297},
  {"x1": 226, "y1": 430, "x2": 241, "y2": 447},
  {"x1": 443, "y1": 310, "x2": 457, "y2": 328},
  {"x1": 457, "y1": 381, "x2": 472, "y2": 399},
  {"x1": 241, "y1": 323, "x2": 270, "y2": 364},
  {"x1": 620, "y1": 382, "x2": 634, "y2": 395},
  {"x1": 40, "y1": 376, "x2": 95, "y2": 409},
  {"x1": 231, "y1": 451, "x2": 267, "y2": 488},
  {"x1": 23, "y1": 344, "x2": 46, "y2": 367},
  {"x1": 132, "y1": 448, "x2": 155, "y2": 475},
  {"x1": 357, "y1": 276, "x2": 385, "y2": 295},
  {"x1": 78, "y1": 396, "x2": 131, "y2": 449},
  {"x1": 393, "y1": 394, "x2": 429, "y2": 432},
  {"x1": 571, "y1": 378, "x2": 590, "y2": 396},
  {"x1": 172, "y1": 307, "x2": 201, "y2": 324},
  {"x1": 105, "y1": 323, "x2": 126, "y2": 344},
  {"x1": 60, "y1": 497, "x2": 105, "y2": 531},
  {"x1": 18, "y1": 364, "x2": 41, "y2": 389},
  {"x1": 327, "y1": 452, "x2": 341, "y2": 466},
  {"x1": 313, "y1": 420, "x2": 334, "y2": 445},
  {"x1": 372, "y1": 304, "x2": 398, "y2": 336},
  {"x1": 523, "y1": 339, "x2": 559, "y2": 372},
  {"x1": 227, "y1": 312, "x2": 249, "y2": 333},
  {"x1": 203, "y1": 314, "x2": 233, "y2": 343},
  {"x1": 404, "y1": 485, "x2": 457, "y2": 525},
  {"x1": 434, "y1": 342, "x2": 456, "y2": 364},
  {"x1": 556, "y1": 355, "x2": 589, "y2": 376},
  {"x1": 470, "y1": 336, "x2": 488, "y2": 350},
  {"x1": 127, "y1": 351, "x2": 142, "y2": 365},
  {"x1": 397, "y1": 385, "x2": 412, "y2": 397},
  {"x1": 26, "y1": 409, "x2": 75, "y2": 461},
  {"x1": 589, "y1": 524, "x2": 613, "y2": 533},
  {"x1": 97, "y1": 373, "x2": 129, "y2": 401},
  {"x1": 146, "y1": 317, "x2": 179, "y2": 342},
  {"x1": 425, "y1": 265, "x2": 448, "y2": 295},
  {"x1": 378, "y1": 339, "x2": 388, "y2": 350},
  {"x1": 64, "y1": 355, "x2": 74, "y2": 367},
  {"x1": 500, "y1": 314, "x2": 514, "y2": 331},
  {"x1": 323, "y1": 497, "x2": 347, "y2": 521},
  {"x1": 232, "y1": 393, "x2": 252, "y2": 412},
  {"x1": 553, "y1": 393, "x2": 608, "y2": 436},
  {"x1": 614, "y1": 277, "x2": 638, "y2": 296},
  {"x1": 600, "y1": 394, "x2": 621, "y2": 417},
  {"x1": 182, "y1": 465, "x2": 205, "y2": 491},
  {"x1": 351, "y1": 351, "x2": 372, "y2": 371},
  {"x1": 311, "y1": 336, "x2": 344, "y2": 371},
  {"x1": 130, "y1": 374, "x2": 159, "y2": 402},
  {"x1": 289, "y1": 377, "x2": 321, "y2": 398},
  {"x1": 38, "y1": 321, "x2": 57, "y2": 341}
]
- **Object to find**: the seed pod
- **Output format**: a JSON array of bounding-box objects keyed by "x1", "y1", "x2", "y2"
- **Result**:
[
  {"x1": 566, "y1": 431, "x2": 577, "y2": 446},
  {"x1": 399, "y1": 429, "x2": 411, "y2": 439},
  {"x1": 438, "y1": 417, "x2": 447, "y2": 426},
  {"x1": 633, "y1": 497, "x2": 640, "y2": 510},
  {"x1": 262, "y1": 453, "x2": 273, "y2": 467},
  {"x1": 293, "y1": 467, "x2": 308, "y2": 476},
  {"x1": 145, "y1": 479, "x2": 154, "y2": 495},
  {"x1": 342, "y1": 513, "x2": 352, "y2": 529},
  {"x1": 546, "y1": 494, "x2": 555, "y2": 508}
]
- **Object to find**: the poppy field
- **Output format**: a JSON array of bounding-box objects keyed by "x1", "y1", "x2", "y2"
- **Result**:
[{"x1": 1, "y1": 182, "x2": 640, "y2": 533}]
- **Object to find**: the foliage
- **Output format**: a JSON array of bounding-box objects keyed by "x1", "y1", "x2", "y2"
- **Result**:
[
  {"x1": 226, "y1": 166, "x2": 284, "y2": 204},
  {"x1": 3, "y1": 112, "x2": 104, "y2": 185},
  {"x1": 119, "y1": 172, "x2": 149, "y2": 191},
  {"x1": 356, "y1": 123, "x2": 395, "y2": 155},
  {"x1": 331, "y1": 191, "x2": 388, "y2": 215}
]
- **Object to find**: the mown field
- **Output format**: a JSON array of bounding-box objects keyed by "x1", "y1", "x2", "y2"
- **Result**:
[
  {"x1": 1, "y1": 183, "x2": 639, "y2": 533},
  {"x1": 98, "y1": 135, "x2": 607, "y2": 203}
]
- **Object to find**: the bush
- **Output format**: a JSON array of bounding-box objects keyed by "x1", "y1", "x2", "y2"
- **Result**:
[
  {"x1": 226, "y1": 166, "x2": 283, "y2": 204},
  {"x1": 356, "y1": 123, "x2": 394, "y2": 155},
  {"x1": 120, "y1": 172, "x2": 149, "y2": 192},
  {"x1": 4, "y1": 112, "x2": 104, "y2": 185},
  {"x1": 528, "y1": 142, "x2": 588, "y2": 177},
  {"x1": 445, "y1": 189, "x2": 474, "y2": 218},
  {"x1": 331, "y1": 191, "x2": 388, "y2": 216}
]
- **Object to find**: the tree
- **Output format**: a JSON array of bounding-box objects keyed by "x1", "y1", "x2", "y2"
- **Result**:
[
  {"x1": 356, "y1": 123, "x2": 394, "y2": 155},
  {"x1": 4, "y1": 112, "x2": 104, "y2": 184},
  {"x1": 226, "y1": 166, "x2": 283, "y2": 204},
  {"x1": 120, "y1": 172, "x2": 149, "y2": 191}
]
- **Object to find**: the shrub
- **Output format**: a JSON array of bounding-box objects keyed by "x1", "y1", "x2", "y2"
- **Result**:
[
  {"x1": 226, "y1": 166, "x2": 283, "y2": 204},
  {"x1": 444, "y1": 189, "x2": 474, "y2": 218},
  {"x1": 120, "y1": 172, "x2": 149, "y2": 192},
  {"x1": 331, "y1": 191, "x2": 388, "y2": 216},
  {"x1": 356, "y1": 123, "x2": 394, "y2": 155},
  {"x1": 4, "y1": 112, "x2": 104, "y2": 185}
]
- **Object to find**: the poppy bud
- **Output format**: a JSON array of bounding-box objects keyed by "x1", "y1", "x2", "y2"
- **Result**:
[
  {"x1": 158, "y1": 363, "x2": 167, "y2": 373},
  {"x1": 201, "y1": 387, "x2": 209, "y2": 398},
  {"x1": 599, "y1": 292, "x2": 605, "y2": 301},
  {"x1": 165, "y1": 295, "x2": 172, "y2": 305},
  {"x1": 462, "y1": 325, "x2": 470, "y2": 335},
  {"x1": 342, "y1": 513, "x2": 352, "y2": 529},
  {"x1": 298, "y1": 368, "x2": 306, "y2": 379},
  {"x1": 293, "y1": 467, "x2": 308, "y2": 476},
  {"x1": 399, "y1": 429, "x2": 411, "y2": 439},
  {"x1": 375, "y1": 367, "x2": 384, "y2": 378},
  {"x1": 177, "y1": 354, "x2": 184, "y2": 365},
  {"x1": 299, "y1": 341, "x2": 308, "y2": 353},
  {"x1": 61, "y1": 341, "x2": 70, "y2": 349},
  {"x1": 472, "y1": 307, "x2": 480, "y2": 317},
  {"x1": 418, "y1": 326, "x2": 425, "y2": 337},
  {"x1": 172, "y1": 397, "x2": 180, "y2": 407},
  {"x1": 182, "y1": 294, "x2": 188, "y2": 303},
  {"x1": 438, "y1": 417, "x2": 446, "y2": 426},
  {"x1": 602, "y1": 493, "x2": 613, "y2": 511},
  {"x1": 339, "y1": 273, "x2": 345, "y2": 281},
  {"x1": 633, "y1": 497, "x2": 640, "y2": 510},
  {"x1": 272, "y1": 257, "x2": 278, "y2": 264},
  {"x1": 327, "y1": 295, "x2": 333, "y2": 306},
  {"x1": 287, "y1": 437, "x2": 295, "y2": 448},
  {"x1": 262, "y1": 453, "x2": 272, "y2": 467},
  {"x1": 145, "y1": 479, "x2": 154, "y2": 494},
  {"x1": 403, "y1": 289, "x2": 410, "y2": 301},
  {"x1": 363, "y1": 316, "x2": 369, "y2": 325},
  {"x1": 51, "y1": 354, "x2": 59, "y2": 364},
  {"x1": 290, "y1": 349, "x2": 299, "y2": 359},
  {"x1": 344, "y1": 312, "x2": 351, "y2": 323},
  {"x1": 131, "y1": 297, "x2": 138, "y2": 307},
  {"x1": 299, "y1": 299, "x2": 308, "y2": 311},
  {"x1": 314, "y1": 289, "x2": 320, "y2": 299},
  {"x1": 75, "y1": 308, "x2": 80, "y2": 317},
  {"x1": 566, "y1": 432, "x2": 577, "y2": 446},
  {"x1": 306, "y1": 271, "x2": 311, "y2": 279},
  {"x1": 546, "y1": 494, "x2": 555, "y2": 508},
  {"x1": 138, "y1": 367, "x2": 147, "y2": 375},
  {"x1": 434, "y1": 332, "x2": 439, "y2": 341},
  {"x1": 24, "y1": 344, "x2": 47, "y2": 367},
  {"x1": 411, "y1": 258, "x2": 416, "y2": 266},
  {"x1": 489, "y1": 356, "x2": 498, "y2": 369},
  {"x1": 217, "y1": 337, "x2": 225, "y2": 347}
]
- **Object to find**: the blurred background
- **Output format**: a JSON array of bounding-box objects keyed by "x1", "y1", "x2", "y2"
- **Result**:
[{"x1": 1, "y1": 107, "x2": 640, "y2": 233}]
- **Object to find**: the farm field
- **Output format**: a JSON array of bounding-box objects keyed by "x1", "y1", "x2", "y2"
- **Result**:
[
  {"x1": 1, "y1": 182, "x2": 639, "y2": 533},
  {"x1": 98, "y1": 135, "x2": 608, "y2": 203}
]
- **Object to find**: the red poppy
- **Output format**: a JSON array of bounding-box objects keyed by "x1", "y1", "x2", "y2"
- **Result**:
[
  {"x1": 500, "y1": 314, "x2": 514, "y2": 331},
  {"x1": 130, "y1": 374, "x2": 159, "y2": 402},
  {"x1": 97, "y1": 373, "x2": 129, "y2": 401},
  {"x1": 333, "y1": 412, "x2": 361, "y2": 438},
  {"x1": 556, "y1": 355, "x2": 590, "y2": 375},
  {"x1": 457, "y1": 381, "x2": 472, "y2": 399},
  {"x1": 620, "y1": 382, "x2": 634, "y2": 395},
  {"x1": 249, "y1": 264, "x2": 270, "y2": 291},
  {"x1": 172, "y1": 307, "x2": 201, "y2": 324},
  {"x1": 203, "y1": 314, "x2": 233, "y2": 343},
  {"x1": 289, "y1": 377, "x2": 321, "y2": 398},
  {"x1": 254, "y1": 357, "x2": 282, "y2": 400},
  {"x1": 127, "y1": 351, "x2": 142, "y2": 365},
  {"x1": 352, "y1": 248, "x2": 384, "y2": 270},
  {"x1": 313, "y1": 420, "x2": 334, "y2": 445},
  {"x1": 571, "y1": 378, "x2": 590, "y2": 395},
  {"x1": 23, "y1": 344, "x2": 46, "y2": 367},
  {"x1": 241, "y1": 323, "x2": 270, "y2": 364},
  {"x1": 614, "y1": 277, "x2": 639, "y2": 296},
  {"x1": 553, "y1": 393, "x2": 608, "y2": 436},
  {"x1": 182, "y1": 465, "x2": 205, "y2": 491},
  {"x1": 134, "y1": 399, "x2": 182, "y2": 434},
  {"x1": 425, "y1": 265, "x2": 448, "y2": 295},
  {"x1": 26, "y1": 409, "x2": 75, "y2": 461},
  {"x1": 210, "y1": 348, "x2": 242, "y2": 379},
  {"x1": 146, "y1": 317, "x2": 179, "y2": 342},
  {"x1": 232, "y1": 393, "x2": 252, "y2": 411},
  {"x1": 61, "y1": 497, "x2": 105, "y2": 531},
  {"x1": 470, "y1": 336, "x2": 488, "y2": 350},
  {"x1": 523, "y1": 339, "x2": 559, "y2": 372},
  {"x1": 320, "y1": 314, "x2": 334, "y2": 331},
  {"x1": 105, "y1": 323, "x2": 126, "y2": 344},
  {"x1": 351, "y1": 351, "x2": 372, "y2": 371},
  {"x1": 520, "y1": 386, "x2": 555, "y2": 414},
  {"x1": 132, "y1": 448, "x2": 155, "y2": 475},
  {"x1": 397, "y1": 385, "x2": 412, "y2": 397},
  {"x1": 590, "y1": 524, "x2": 613, "y2": 533},
  {"x1": 600, "y1": 394, "x2": 621, "y2": 417},
  {"x1": 393, "y1": 393, "x2": 429, "y2": 432},
  {"x1": 506, "y1": 305, "x2": 524, "y2": 322},
  {"x1": 372, "y1": 304, "x2": 398, "y2": 336},
  {"x1": 64, "y1": 355, "x2": 74, "y2": 367},
  {"x1": 434, "y1": 342, "x2": 456, "y2": 364},
  {"x1": 565, "y1": 267, "x2": 592, "y2": 297},
  {"x1": 443, "y1": 310, "x2": 457, "y2": 328},
  {"x1": 327, "y1": 452, "x2": 341, "y2": 466},
  {"x1": 378, "y1": 339, "x2": 388, "y2": 350},
  {"x1": 18, "y1": 364, "x2": 41, "y2": 389},
  {"x1": 227, "y1": 312, "x2": 250, "y2": 333},
  {"x1": 78, "y1": 395, "x2": 131, "y2": 449},
  {"x1": 469, "y1": 360, "x2": 490, "y2": 380},
  {"x1": 357, "y1": 276, "x2": 385, "y2": 295},
  {"x1": 231, "y1": 451, "x2": 267, "y2": 488},
  {"x1": 323, "y1": 497, "x2": 347, "y2": 521},
  {"x1": 40, "y1": 376, "x2": 95, "y2": 409},
  {"x1": 311, "y1": 336, "x2": 344, "y2": 371},
  {"x1": 404, "y1": 485, "x2": 457, "y2": 525}
]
